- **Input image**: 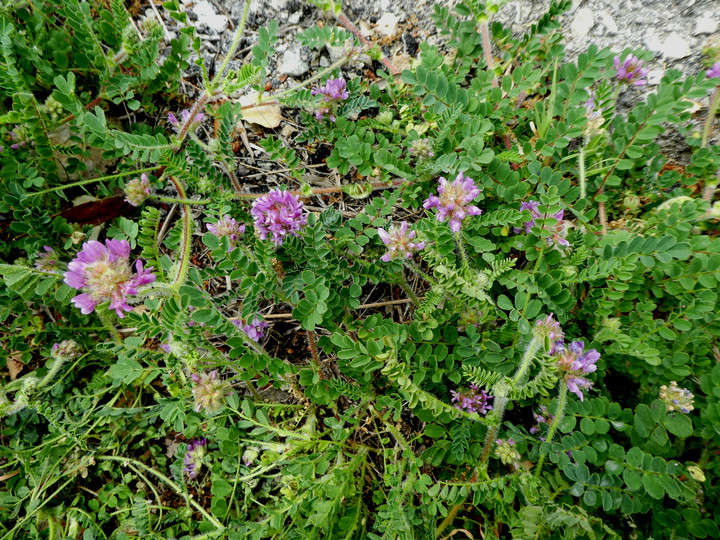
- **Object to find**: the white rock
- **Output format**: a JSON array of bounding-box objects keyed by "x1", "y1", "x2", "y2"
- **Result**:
[
  {"x1": 375, "y1": 12, "x2": 399, "y2": 38},
  {"x1": 599, "y1": 10, "x2": 618, "y2": 34},
  {"x1": 644, "y1": 30, "x2": 663, "y2": 54},
  {"x1": 661, "y1": 32, "x2": 692, "y2": 59},
  {"x1": 647, "y1": 68, "x2": 664, "y2": 86},
  {"x1": 570, "y1": 8, "x2": 594, "y2": 39},
  {"x1": 192, "y1": 0, "x2": 228, "y2": 33},
  {"x1": 288, "y1": 11, "x2": 302, "y2": 24},
  {"x1": 694, "y1": 13, "x2": 718, "y2": 35},
  {"x1": 278, "y1": 47, "x2": 309, "y2": 77}
]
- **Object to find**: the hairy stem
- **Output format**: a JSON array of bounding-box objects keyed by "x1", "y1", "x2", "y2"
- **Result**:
[
  {"x1": 534, "y1": 382, "x2": 569, "y2": 476},
  {"x1": 702, "y1": 87, "x2": 720, "y2": 148},
  {"x1": 208, "y1": 0, "x2": 252, "y2": 92},
  {"x1": 167, "y1": 176, "x2": 193, "y2": 290}
]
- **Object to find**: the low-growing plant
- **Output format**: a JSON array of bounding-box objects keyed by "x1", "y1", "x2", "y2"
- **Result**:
[{"x1": 1, "y1": 0, "x2": 720, "y2": 538}]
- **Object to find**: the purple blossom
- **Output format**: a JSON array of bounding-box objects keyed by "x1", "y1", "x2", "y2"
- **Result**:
[
  {"x1": 515, "y1": 200, "x2": 570, "y2": 249},
  {"x1": 51, "y1": 340, "x2": 82, "y2": 361},
  {"x1": 184, "y1": 438, "x2": 208, "y2": 479},
  {"x1": 207, "y1": 215, "x2": 246, "y2": 252},
  {"x1": 251, "y1": 189, "x2": 307, "y2": 246},
  {"x1": 311, "y1": 78, "x2": 349, "y2": 122},
  {"x1": 191, "y1": 371, "x2": 233, "y2": 413},
  {"x1": 450, "y1": 384, "x2": 493, "y2": 415},
  {"x1": 553, "y1": 340, "x2": 600, "y2": 401},
  {"x1": 124, "y1": 174, "x2": 152, "y2": 207},
  {"x1": 613, "y1": 55, "x2": 649, "y2": 86},
  {"x1": 35, "y1": 246, "x2": 63, "y2": 273},
  {"x1": 423, "y1": 172, "x2": 483, "y2": 233},
  {"x1": 168, "y1": 109, "x2": 205, "y2": 132},
  {"x1": 63, "y1": 239, "x2": 156, "y2": 318},
  {"x1": 377, "y1": 222, "x2": 425, "y2": 262},
  {"x1": 707, "y1": 62, "x2": 720, "y2": 79},
  {"x1": 534, "y1": 314, "x2": 564, "y2": 343},
  {"x1": 409, "y1": 138, "x2": 434, "y2": 160},
  {"x1": 232, "y1": 316, "x2": 269, "y2": 341},
  {"x1": 530, "y1": 405, "x2": 554, "y2": 436}
]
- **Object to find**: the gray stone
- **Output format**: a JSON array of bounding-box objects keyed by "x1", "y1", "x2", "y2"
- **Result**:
[
  {"x1": 599, "y1": 10, "x2": 618, "y2": 35},
  {"x1": 192, "y1": 0, "x2": 228, "y2": 33},
  {"x1": 694, "y1": 13, "x2": 718, "y2": 35},
  {"x1": 661, "y1": 32, "x2": 692, "y2": 59},
  {"x1": 570, "y1": 8, "x2": 594, "y2": 39},
  {"x1": 375, "y1": 12, "x2": 399, "y2": 38},
  {"x1": 278, "y1": 47, "x2": 309, "y2": 76}
]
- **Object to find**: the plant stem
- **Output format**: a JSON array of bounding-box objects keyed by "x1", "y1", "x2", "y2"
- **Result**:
[
  {"x1": 397, "y1": 274, "x2": 420, "y2": 307},
  {"x1": 404, "y1": 259, "x2": 438, "y2": 287},
  {"x1": 454, "y1": 230, "x2": 471, "y2": 272},
  {"x1": 578, "y1": 144, "x2": 587, "y2": 199},
  {"x1": 28, "y1": 167, "x2": 161, "y2": 197},
  {"x1": 207, "y1": 0, "x2": 252, "y2": 93},
  {"x1": 479, "y1": 21, "x2": 497, "y2": 88},
  {"x1": 97, "y1": 310, "x2": 122, "y2": 344},
  {"x1": 154, "y1": 196, "x2": 212, "y2": 205},
  {"x1": 167, "y1": 176, "x2": 193, "y2": 290},
  {"x1": 534, "y1": 382, "x2": 569, "y2": 476},
  {"x1": 97, "y1": 455, "x2": 225, "y2": 532},
  {"x1": 702, "y1": 86, "x2": 720, "y2": 148}
]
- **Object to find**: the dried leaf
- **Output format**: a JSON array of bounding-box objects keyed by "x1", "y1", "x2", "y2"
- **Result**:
[
  {"x1": 238, "y1": 91, "x2": 282, "y2": 128},
  {"x1": 8, "y1": 355, "x2": 23, "y2": 381}
]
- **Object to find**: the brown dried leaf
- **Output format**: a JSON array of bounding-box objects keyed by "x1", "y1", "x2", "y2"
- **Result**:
[
  {"x1": 7, "y1": 355, "x2": 23, "y2": 381},
  {"x1": 238, "y1": 91, "x2": 282, "y2": 128}
]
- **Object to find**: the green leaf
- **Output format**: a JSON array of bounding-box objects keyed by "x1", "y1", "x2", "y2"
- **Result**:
[
  {"x1": 108, "y1": 357, "x2": 144, "y2": 386},
  {"x1": 642, "y1": 473, "x2": 665, "y2": 499},
  {"x1": 663, "y1": 414, "x2": 693, "y2": 438}
]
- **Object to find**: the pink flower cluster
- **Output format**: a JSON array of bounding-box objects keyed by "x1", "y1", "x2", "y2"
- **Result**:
[
  {"x1": 450, "y1": 384, "x2": 493, "y2": 415},
  {"x1": 63, "y1": 239, "x2": 156, "y2": 318},
  {"x1": 515, "y1": 200, "x2": 570, "y2": 249},
  {"x1": 124, "y1": 174, "x2": 152, "y2": 207},
  {"x1": 423, "y1": 172, "x2": 483, "y2": 233},
  {"x1": 554, "y1": 340, "x2": 600, "y2": 401},
  {"x1": 184, "y1": 438, "x2": 208, "y2": 479},
  {"x1": 251, "y1": 189, "x2": 307, "y2": 246},
  {"x1": 708, "y1": 62, "x2": 720, "y2": 79},
  {"x1": 613, "y1": 55, "x2": 649, "y2": 86},
  {"x1": 207, "y1": 215, "x2": 246, "y2": 252},
  {"x1": 311, "y1": 78, "x2": 349, "y2": 121},
  {"x1": 232, "y1": 316, "x2": 269, "y2": 341},
  {"x1": 168, "y1": 109, "x2": 205, "y2": 133},
  {"x1": 377, "y1": 221, "x2": 425, "y2": 262}
]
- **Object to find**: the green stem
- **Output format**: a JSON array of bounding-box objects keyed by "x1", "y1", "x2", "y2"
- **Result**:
[
  {"x1": 702, "y1": 87, "x2": 720, "y2": 148},
  {"x1": 167, "y1": 176, "x2": 193, "y2": 290},
  {"x1": 96, "y1": 456, "x2": 225, "y2": 532},
  {"x1": 454, "y1": 230, "x2": 471, "y2": 272},
  {"x1": 398, "y1": 274, "x2": 420, "y2": 307},
  {"x1": 404, "y1": 259, "x2": 438, "y2": 287},
  {"x1": 260, "y1": 54, "x2": 354, "y2": 103},
  {"x1": 511, "y1": 335, "x2": 542, "y2": 386},
  {"x1": 578, "y1": 144, "x2": 587, "y2": 199},
  {"x1": 154, "y1": 196, "x2": 212, "y2": 205},
  {"x1": 208, "y1": 0, "x2": 252, "y2": 93},
  {"x1": 97, "y1": 310, "x2": 122, "y2": 344},
  {"x1": 535, "y1": 382, "x2": 569, "y2": 476},
  {"x1": 28, "y1": 167, "x2": 161, "y2": 197}
]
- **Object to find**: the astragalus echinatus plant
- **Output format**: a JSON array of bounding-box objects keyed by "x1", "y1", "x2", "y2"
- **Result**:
[{"x1": 1, "y1": 0, "x2": 720, "y2": 538}]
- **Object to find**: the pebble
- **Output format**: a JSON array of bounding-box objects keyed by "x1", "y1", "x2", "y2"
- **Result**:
[
  {"x1": 570, "y1": 8, "x2": 594, "y2": 39},
  {"x1": 278, "y1": 47, "x2": 309, "y2": 76},
  {"x1": 647, "y1": 68, "x2": 664, "y2": 86},
  {"x1": 694, "y1": 13, "x2": 718, "y2": 35},
  {"x1": 375, "y1": 12, "x2": 399, "y2": 38},
  {"x1": 599, "y1": 11, "x2": 618, "y2": 35},
  {"x1": 661, "y1": 32, "x2": 692, "y2": 59},
  {"x1": 192, "y1": 0, "x2": 228, "y2": 33}
]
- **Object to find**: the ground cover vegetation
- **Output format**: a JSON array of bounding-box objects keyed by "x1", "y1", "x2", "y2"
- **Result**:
[{"x1": 1, "y1": 0, "x2": 720, "y2": 537}]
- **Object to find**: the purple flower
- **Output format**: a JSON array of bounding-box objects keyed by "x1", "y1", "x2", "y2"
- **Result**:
[
  {"x1": 613, "y1": 55, "x2": 649, "y2": 86},
  {"x1": 311, "y1": 78, "x2": 349, "y2": 122},
  {"x1": 63, "y1": 239, "x2": 156, "y2": 318},
  {"x1": 515, "y1": 200, "x2": 570, "y2": 250},
  {"x1": 124, "y1": 174, "x2": 152, "y2": 207},
  {"x1": 51, "y1": 340, "x2": 82, "y2": 361},
  {"x1": 35, "y1": 246, "x2": 63, "y2": 273},
  {"x1": 250, "y1": 189, "x2": 307, "y2": 246},
  {"x1": 184, "y1": 438, "x2": 208, "y2": 479},
  {"x1": 191, "y1": 371, "x2": 233, "y2": 413},
  {"x1": 377, "y1": 222, "x2": 425, "y2": 262},
  {"x1": 533, "y1": 314, "x2": 564, "y2": 343},
  {"x1": 168, "y1": 109, "x2": 205, "y2": 132},
  {"x1": 659, "y1": 381, "x2": 695, "y2": 413},
  {"x1": 707, "y1": 62, "x2": 720, "y2": 79},
  {"x1": 207, "y1": 215, "x2": 246, "y2": 252},
  {"x1": 553, "y1": 340, "x2": 600, "y2": 401},
  {"x1": 450, "y1": 384, "x2": 493, "y2": 415},
  {"x1": 530, "y1": 405, "x2": 554, "y2": 436},
  {"x1": 423, "y1": 172, "x2": 483, "y2": 233},
  {"x1": 409, "y1": 138, "x2": 434, "y2": 160},
  {"x1": 232, "y1": 316, "x2": 269, "y2": 341}
]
